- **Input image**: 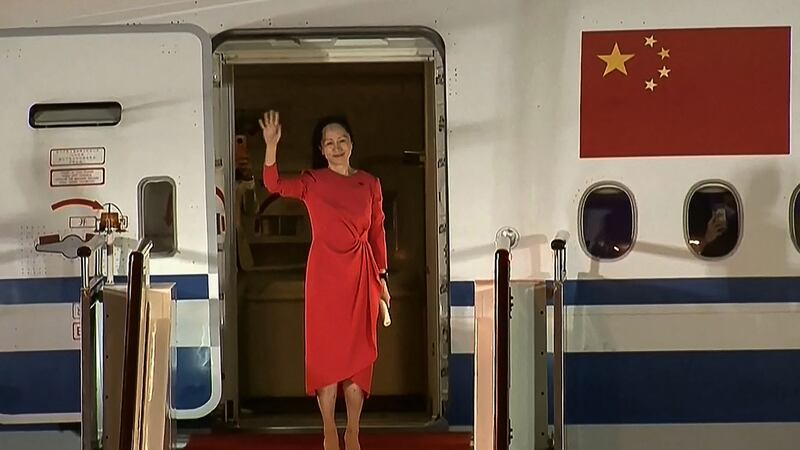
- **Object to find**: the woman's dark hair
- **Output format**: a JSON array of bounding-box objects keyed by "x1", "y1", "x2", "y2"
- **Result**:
[{"x1": 311, "y1": 115, "x2": 355, "y2": 169}]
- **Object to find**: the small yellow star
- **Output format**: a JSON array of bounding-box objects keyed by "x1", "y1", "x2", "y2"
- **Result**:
[
  {"x1": 645, "y1": 79, "x2": 657, "y2": 91},
  {"x1": 644, "y1": 35, "x2": 657, "y2": 47},
  {"x1": 597, "y1": 43, "x2": 635, "y2": 76},
  {"x1": 658, "y1": 66, "x2": 671, "y2": 78},
  {"x1": 658, "y1": 47, "x2": 670, "y2": 59}
]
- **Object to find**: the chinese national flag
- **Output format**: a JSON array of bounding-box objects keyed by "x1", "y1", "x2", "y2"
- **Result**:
[{"x1": 580, "y1": 27, "x2": 790, "y2": 158}]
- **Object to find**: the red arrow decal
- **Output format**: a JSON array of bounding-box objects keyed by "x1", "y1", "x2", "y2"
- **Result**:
[{"x1": 51, "y1": 198, "x2": 103, "y2": 211}]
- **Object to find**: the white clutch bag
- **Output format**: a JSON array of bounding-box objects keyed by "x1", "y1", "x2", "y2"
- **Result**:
[{"x1": 380, "y1": 299, "x2": 391, "y2": 327}]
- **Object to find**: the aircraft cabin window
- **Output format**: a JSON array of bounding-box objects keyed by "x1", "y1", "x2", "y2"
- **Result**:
[
  {"x1": 791, "y1": 185, "x2": 800, "y2": 251},
  {"x1": 29, "y1": 102, "x2": 122, "y2": 128},
  {"x1": 138, "y1": 178, "x2": 177, "y2": 256},
  {"x1": 685, "y1": 181, "x2": 741, "y2": 259},
  {"x1": 580, "y1": 183, "x2": 636, "y2": 260}
]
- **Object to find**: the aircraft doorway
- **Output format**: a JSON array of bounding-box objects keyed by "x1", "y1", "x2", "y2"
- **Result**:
[{"x1": 215, "y1": 32, "x2": 449, "y2": 429}]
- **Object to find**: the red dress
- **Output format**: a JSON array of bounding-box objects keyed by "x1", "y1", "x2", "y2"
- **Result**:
[{"x1": 262, "y1": 163, "x2": 388, "y2": 396}]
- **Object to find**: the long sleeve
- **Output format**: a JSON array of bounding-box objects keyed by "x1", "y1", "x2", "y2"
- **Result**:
[
  {"x1": 368, "y1": 176, "x2": 388, "y2": 272},
  {"x1": 262, "y1": 163, "x2": 312, "y2": 200}
]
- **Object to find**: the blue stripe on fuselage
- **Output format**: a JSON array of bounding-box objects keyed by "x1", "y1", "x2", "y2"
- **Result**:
[
  {"x1": 547, "y1": 349, "x2": 800, "y2": 424},
  {"x1": 0, "y1": 348, "x2": 211, "y2": 416},
  {"x1": 449, "y1": 277, "x2": 800, "y2": 306},
  {"x1": 562, "y1": 277, "x2": 800, "y2": 305},
  {"x1": 0, "y1": 274, "x2": 210, "y2": 305}
]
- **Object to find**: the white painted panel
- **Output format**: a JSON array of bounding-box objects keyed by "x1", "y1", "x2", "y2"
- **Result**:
[
  {"x1": 2, "y1": 0, "x2": 800, "y2": 283},
  {"x1": 546, "y1": 303, "x2": 800, "y2": 352},
  {"x1": 0, "y1": 300, "x2": 214, "y2": 352},
  {"x1": 0, "y1": 26, "x2": 214, "y2": 279},
  {"x1": 449, "y1": 302, "x2": 800, "y2": 355},
  {"x1": 0, "y1": 303, "x2": 77, "y2": 352},
  {"x1": 450, "y1": 305, "x2": 474, "y2": 354}
]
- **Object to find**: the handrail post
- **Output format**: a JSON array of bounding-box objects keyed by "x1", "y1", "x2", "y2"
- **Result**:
[
  {"x1": 39, "y1": 210, "x2": 125, "y2": 450},
  {"x1": 550, "y1": 230, "x2": 569, "y2": 450},
  {"x1": 79, "y1": 256, "x2": 95, "y2": 450},
  {"x1": 77, "y1": 234, "x2": 107, "y2": 450},
  {"x1": 118, "y1": 239, "x2": 153, "y2": 450},
  {"x1": 105, "y1": 236, "x2": 115, "y2": 285},
  {"x1": 494, "y1": 227, "x2": 519, "y2": 450},
  {"x1": 95, "y1": 245, "x2": 104, "y2": 280}
]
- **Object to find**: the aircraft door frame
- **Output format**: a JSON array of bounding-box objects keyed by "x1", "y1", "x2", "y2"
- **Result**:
[{"x1": 211, "y1": 27, "x2": 451, "y2": 425}]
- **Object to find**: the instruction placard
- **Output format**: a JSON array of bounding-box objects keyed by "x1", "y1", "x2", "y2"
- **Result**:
[
  {"x1": 50, "y1": 147, "x2": 105, "y2": 166},
  {"x1": 72, "y1": 302, "x2": 81, "y2": 341},
  {"x1": 69, "y1": 216, "x2": 98, "y2": 229},
  {"x1": 50, "y1": 168, "x2": 105, "y2": 187}
]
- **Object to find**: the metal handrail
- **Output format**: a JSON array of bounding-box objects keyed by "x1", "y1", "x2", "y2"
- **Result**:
[
  {"x1": 77, "y1": 233, "x2": 106, "y2": 289},
  {"x1": 550, "y1": 230, "x2": 569, "y2": 450},
  {"x1": 118, "y1": 239, "x2": 153, "y2": 450},
  {"x1": 78, "y1": 233, "x2": 109, "y2": 450},
  {"x1": 133, "y1": 238, "x2": 154, "y2": 255},
  {"x1": 493, "y1": 227, "x2": 519, "y2": 450},
  {"x1": 494, "y1": 247, "x2": 511, "y2": 450}
]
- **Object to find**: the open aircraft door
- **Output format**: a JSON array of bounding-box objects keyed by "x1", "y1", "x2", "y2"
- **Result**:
[{"x1": 0, "y1": 24, "x2": 221, "y2": 424}]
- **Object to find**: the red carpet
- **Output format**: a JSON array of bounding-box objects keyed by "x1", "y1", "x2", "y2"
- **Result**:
[{"x1": 185, "y1": 432, "x2": 472, "y2": 450}]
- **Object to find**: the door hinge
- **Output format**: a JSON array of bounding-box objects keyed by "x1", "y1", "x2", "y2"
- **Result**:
[{"x1": 212, "y1": 53, "x2": 224, "y2": 87}]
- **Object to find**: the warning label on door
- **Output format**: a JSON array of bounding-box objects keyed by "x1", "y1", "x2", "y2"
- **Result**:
[
  {"x1": 50, "y1": 168, "x2": 105, "y2": 187},
  {"x1": 50, "y1": 147, "x2": 106, "y2": 166}
]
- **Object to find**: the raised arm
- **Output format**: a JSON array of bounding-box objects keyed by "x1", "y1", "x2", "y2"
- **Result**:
[
  {"x1": 368, "y1": 176, "x2": 388, "y2": 273},
  {"x1": 260, "y1": 110, "x2": 312, "y2": 200},
  {"x1": 262, "y1": 164, "x2": 313, "y2": 200}
]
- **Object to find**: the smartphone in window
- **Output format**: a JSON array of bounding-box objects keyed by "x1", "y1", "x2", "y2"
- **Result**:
[{"x1": 713, "y1": 207, "x2": 727, "y2": 227}]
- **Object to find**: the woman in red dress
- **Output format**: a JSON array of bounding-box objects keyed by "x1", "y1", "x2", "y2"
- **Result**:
[{"x1": 260, "y1": 110, "x2": 391, "y2": 450}]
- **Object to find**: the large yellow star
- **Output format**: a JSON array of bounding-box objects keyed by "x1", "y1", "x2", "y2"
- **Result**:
[{"x1": 597, "y1": 43, "x2": 635, "y2": 76}]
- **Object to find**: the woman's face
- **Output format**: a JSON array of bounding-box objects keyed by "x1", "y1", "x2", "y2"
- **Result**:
[{"x1": 320, "y1": 123, "x2": 352, "y2": 166}]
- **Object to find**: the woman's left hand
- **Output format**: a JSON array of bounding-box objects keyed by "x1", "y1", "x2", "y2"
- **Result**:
[{"x1": 380, "y1": 280, "x2": 391, "y2": 307}]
